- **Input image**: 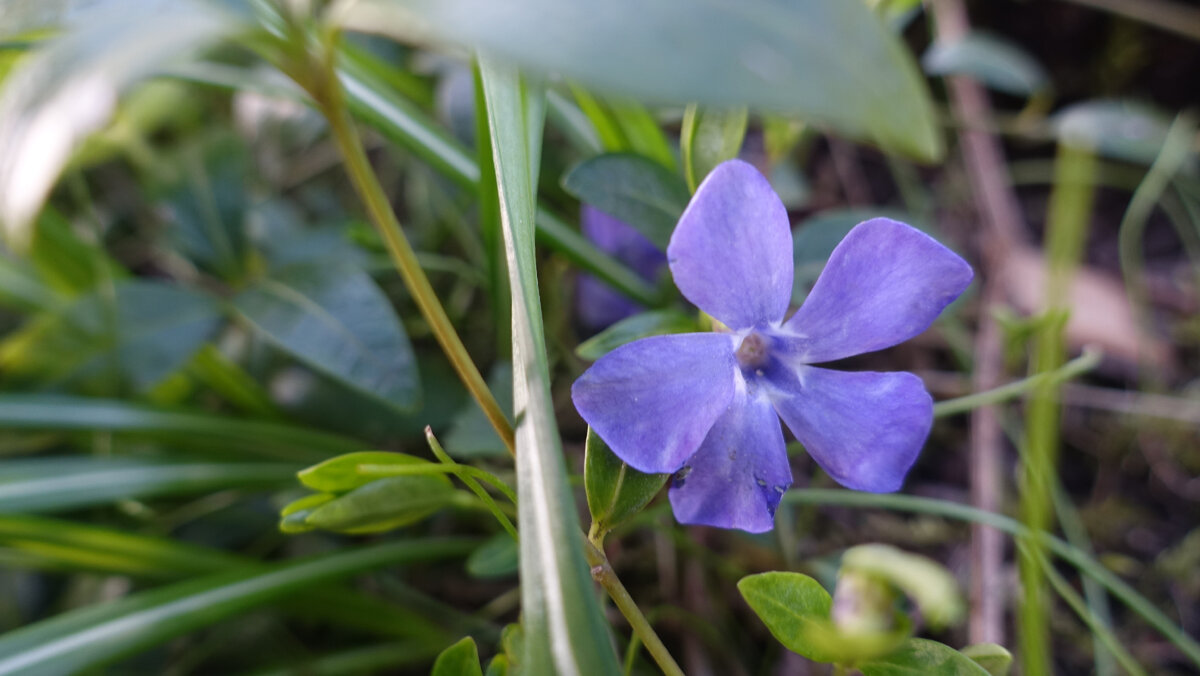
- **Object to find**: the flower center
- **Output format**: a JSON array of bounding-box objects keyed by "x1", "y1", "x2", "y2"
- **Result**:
[{"x1": 735, "y1": 332, "x2": 770, "y2": 370}]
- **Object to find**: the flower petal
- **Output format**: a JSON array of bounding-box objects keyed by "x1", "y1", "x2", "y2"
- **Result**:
[
  {"x1": 667, "y1": 160, "x2": 793, "y2": 330},
  {"x1": 668, "y1": 386, "x2": 792, "y2": 533},
  {"x1": 572, "y1": 332, "x2": 738, "y2": 474},
  {"x1": 782, "y1": 218, "x2": 972, "y2": 363},
  {"x1": 765, "y1": 364, "x2": 932, "y2": 492}
]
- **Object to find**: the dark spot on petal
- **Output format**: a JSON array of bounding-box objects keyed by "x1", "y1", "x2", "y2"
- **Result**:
[{"x1": 672, "y1": 465, "x2": 692, "y2": 488}]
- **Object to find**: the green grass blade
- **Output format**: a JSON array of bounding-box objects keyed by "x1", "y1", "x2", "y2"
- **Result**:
[
  {"x1": 0, "y1": 538, "x2": 475, "y2": 676},
  {"x1": 0, "y1": 458, "x2": 297, "y2": 513},
  {"x1": 479, "y1": 58, "x2": 620, "y2": 675},
  {"x1": 0, "y1": 394, "x2": 360, "y2": 461}
]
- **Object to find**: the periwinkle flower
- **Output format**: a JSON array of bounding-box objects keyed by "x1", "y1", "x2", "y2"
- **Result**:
[
  {"x1": 575, "y1": 205, "x2": 667, "y2": 331},
  {"x1": 571, "y1": 160, "x2": 973, "y2": 533}
]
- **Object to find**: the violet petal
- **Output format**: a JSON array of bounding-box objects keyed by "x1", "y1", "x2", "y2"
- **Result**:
[
  {"x1": 668, "y1": 386, "x2": 792, "y2": 533},
  {"x1": 765, "y1": 364, "x2": 932, "y2": 492},
  {"x1": 667, "y1": 160, "x2": 793, "y2": 330},
  {"x1": 572, "y1": 333, "x2": 738, "y2": 474},
  {"x1": 782, "y1": 218, "x2": 972, "y2": 363}
]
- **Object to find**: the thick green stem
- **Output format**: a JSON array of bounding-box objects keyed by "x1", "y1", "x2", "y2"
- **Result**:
[
  {"x1": 307, "y1": 48, "x2": 515, "y2": 457},
  {"x1": 584, "y1": 541, "x2": 685, "y2": 676}
]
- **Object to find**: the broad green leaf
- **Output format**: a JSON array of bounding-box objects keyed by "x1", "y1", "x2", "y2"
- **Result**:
[
  {"x1": 1052, "y1": 100, "x2": 1173, "y2": 164},
  {"x1": 561, "y1": 153, "x2": 689, "y2": 251},
  {"x1": 334, "y1": 47, "x2": 659, "y2": 307},
  {"x1": 0, "y1": 538, "x2": 475, "y2": 676},
  {"x1": 345, "y1": 0, "x2": 942, "y2": 161},
  {"x1": 960, "y1": 643, "x2": 1013, "y2": 676},
  {"x1": 234, "y1": 261, "x2": 420, "y2": 411},
  {"x1": 0, "y1": 458, "x2": 297, "y2": 513},
  {"x1": 0, "y1": 279, "x2": 223, "y2": 393},
  {"x1": 466, "y1": 533, "x2": 519, "y2": 579},
  {"x1": 576, "y1": 309, "x2": 698, "y2": 361},
  {"x1": 681, "y1": 105, "x2": 749, "y2": 192},
  {"x1": 0, "y1": 1, "x2": 241, "y2": 245},
  {"x1": 479, "y1": 58, "x2": 621, "y2": 675},
  {"x1": 584, "y1": 428, "x2": 668, "y2": 538},
  {"x1": 0, "y1": 394, "x2": 359, "y2": 461},
  {"x1": 737, "y1": 572, "x2": 837, "y2": 663},
  {"x1": 858, "y1": 638, "x2": 991, "y2": 676},
  {"x1": 159, "y1": 136, "x2": 251, "y2": 280},
  {"x1": 298, "y1": 451, "x2": 431, "y2": 493},
  {"x1": 922, "y1": 32, "x2": 1050, "y2": 98},
  {"x1": 432, "y1": 637, "x2": 484, "y2": 676},
  {"x1": 303, "y1": 476, "x2": 456, "y2": 534},
  {"x1": 841, "y1": 544, "x2": 965, "y2": 628}
]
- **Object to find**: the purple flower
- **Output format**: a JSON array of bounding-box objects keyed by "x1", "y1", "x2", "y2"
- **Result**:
[
  {"x1": 575, "y1": 206, "x2": 667, "y2": 331},
  {"x1": 571, "y1": 160, "x2": 973, "y2": 533}
]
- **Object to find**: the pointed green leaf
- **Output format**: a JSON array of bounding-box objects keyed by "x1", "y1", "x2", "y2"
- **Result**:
[
  {"x1": 561, "y1": 153, "x2": 689, "y2": 251},
  {"x1": 479, "y1": 57, "x2": 621, "y2": 675},
  {"x1": 279, "y1": 493, "x2": 336, "y2": 534},
  {"x1": 345, "y1": 0, "x2": 942, "y2": 160},
  {"x1": 234, "y1": 261, "x2": 420, "y2": 411},
  {"x1": 466, "y1": 533, "x2": 519, "y2": 579},
  {"x1": 960, "y1": 643, "x2": 1013, "y2": 676},
  {"x1": 297, "y1": 451, "x2": 431, "y2": 493},
  {"x1": 432, "y1": 637, "x2": 484, "y2": 676},
  {"x1": 304, "y1": 475, "x2": 456, "y2": 534},
  {"x1": 858, "y1": 638, "x2": 991, "y2": 676},
  {"x1": 584, "y1": 428, "x2": 668, "y2": 537},
  {"x1": 681, "y1": 105, "x2": 748, "y2": 192},
  {"x1": 0, "y1": 538, "x2": 474, "y2": 676}
]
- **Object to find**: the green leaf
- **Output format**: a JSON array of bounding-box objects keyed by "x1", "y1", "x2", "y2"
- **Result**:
[
  {"x1": 234, "y1": 261, "x2": 420, "y2": 411},
  {"x1": 0, "y1": 252, "x2": 57, "y2": 312},
  {"x1": 484, "y1": 654, "x2": 509, "y2": 676},
  {"x1": 0, "y1": 458, "x2": 297, "y2": 513},
  {"x1": 858, "y1": 638, "x2": 991, "y2": 676},
  {"x1": 466, "y1": 533, "x2": 519, "y2": 579},
  {"x1": 841, "y1": 544, "x2": 965, "y2": 628},
  {"x1": 0, "y1": 538, "x2": 474, "y2": 676},
  {"x1": 297, "y1": 451, "x2": 431, "y2": 493},
  {"x1": 432, "y1": 637, "x2": 484, "y2": 676},
  {"x1": 792, "y1": 208, "x2": 917, "y2": 301},
  {"x1": 1052, "y1": 99, "x2": 1173, "y2": 164},
  {"x1": 681, "y1": 105, "x2": 748, "y2": 192},
  {"x1": 737, "y1": 572, "x2": 837, "y2": 663},
  {"x1": 160, "y1": 136, "x2": 250, "y2": 280},
  {"x1": 584, "y1": 428, "x2": 668, "y2": 537},
  {"x1": 29, "y1": 210, "x2": 127, "y2": 297},
  {"x1": 247, "y1": 641, "x2": 446, "y2": 676},
  {"x1": 444, "y1": 362, "x2": 514, "y2": 459},
  {"x1": 479, "y1": 58, "x2": 621, "y2": 675},
  {"x1": 0, "y1": 279, "x2": 223, "y2": 393},
  {"x1": 0, "y1": 394, "x2": 360, "y2": 461},
  {"x1": 576, "y1": 309, "x2": 698, "y2": 361},
  {"x1": 304, "y1": 475, "x2": 456, "y2": 534},
  {"x1": 606, "y1": 99, "x2": 676, "y2": 170},
  {"x1": 279, "y1": 493, "x2": 336, "y2": 534},
  {"x1": 922, "y1": 32, "x2": 1050, "y2": 98},
  {"x1": 346, "y1": 0, "x2": 942, "y2": 161},
  {"x1": 0, "y1": 0, "x2": 241, "y2": 245},
  {"x1": 561, "y1": 153, "x2": 689, "y2": 251},
  {"x1": 959, "y1": 643, "x2": 1013, "y2": 676}
]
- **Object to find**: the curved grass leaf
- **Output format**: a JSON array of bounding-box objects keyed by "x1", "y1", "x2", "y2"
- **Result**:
[
  {"x1": 0, "y1": 0, "x2": 241, "y2": 245},
  {"x1": 0, "y1": 538, "x2": 475, "y2": 676},
  {"x1": 0, "y1": 458, "x2": 297, "y2": 513},
  {"x1": 479, "y1": 58, "x2": 620, "y2": 675},
  {"x1": 234, "y1": 261, "x2": 420, "y2": 411},
  {"x1": 0, "y1": 394, "x2": 360, "y2": 461},
  {"x1": 345, "y1": 0, "x2": 941, "y2": 160}
]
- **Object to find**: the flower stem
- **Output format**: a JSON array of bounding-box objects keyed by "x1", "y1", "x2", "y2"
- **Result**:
[
  {"x1": 584, "y1": 540, "x2": 684, "y2": 676},
  {"x1": 308, "y1": 47, "x2": 515, "y2": 457},
  {"x1": 932, "y1": 346, "x2": 1101, "y2": 418}
]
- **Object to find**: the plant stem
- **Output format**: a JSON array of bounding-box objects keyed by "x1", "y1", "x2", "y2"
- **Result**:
[
  {"x1": 584, "y1": 541, "x2": 685, "y2": 676},
  {"x1": 308, "y1": 47, "x2": 515, "y2": 457},
  {"x1": 933, "y1": 347, "x2": 1102, "y2": 418}
]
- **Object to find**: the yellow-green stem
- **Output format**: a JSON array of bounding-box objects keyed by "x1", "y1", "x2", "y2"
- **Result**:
[
  {"x1": 584, "y1": 541, "x2": 685, "y2": 676},
  {"x1": 309, "y1": 51, "x2": 515, "y2": 457}
]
